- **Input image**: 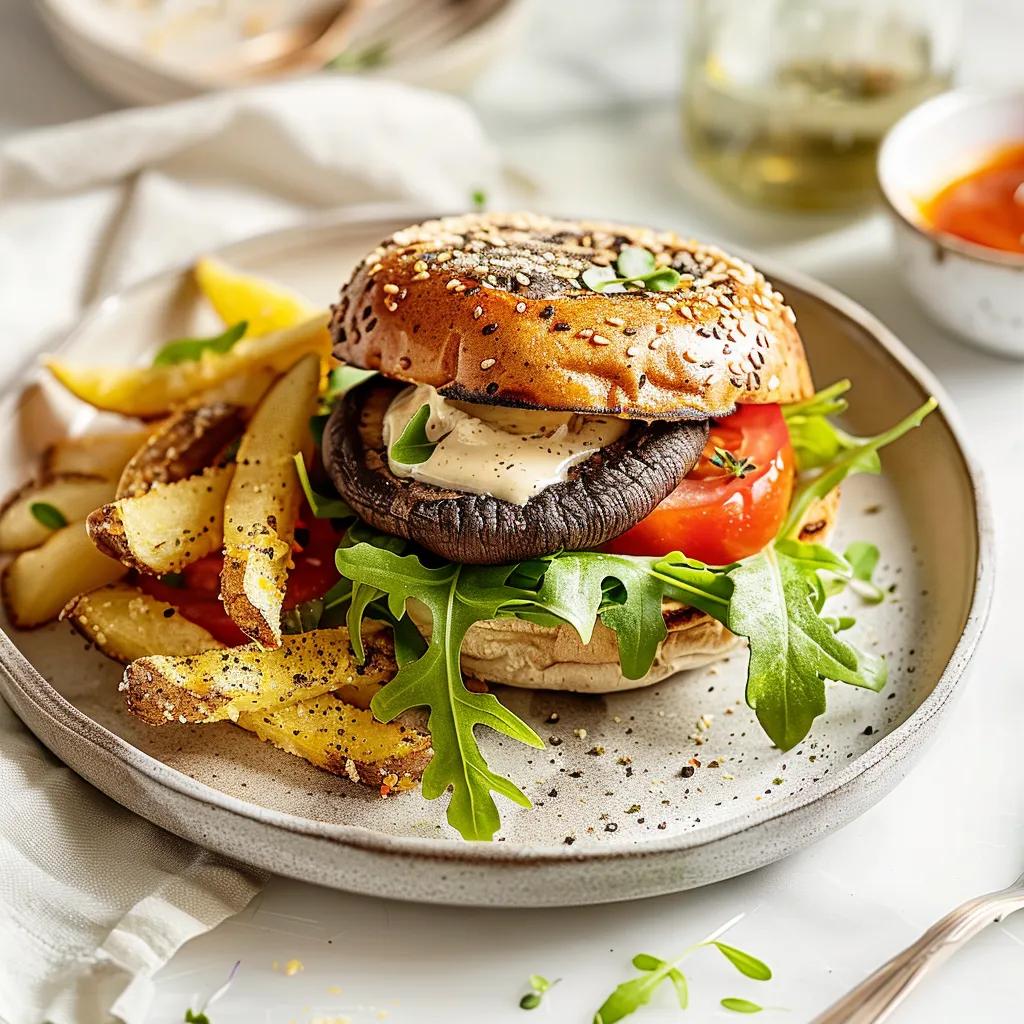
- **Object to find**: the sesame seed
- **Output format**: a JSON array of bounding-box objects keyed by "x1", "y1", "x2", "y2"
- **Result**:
[
  {"x1": 446, "y1": 278, "x2": 462, "y2": 291},
  {"x1": 412, "y1": 271, "x2": 429, "y2": 281},
  {"x1": 384, "y1": 300, "x2": 398, "y2": 312},
  {"x1": 768, "y1": 374, "x2": 780, "y2": 389},
  {"x1": 591, "y1": 334, "x2": 611, "y2": 346},
  {"x1": 655, "y1": 301, "x2": 671, "y2": 312},
  {"x1": 677, "y1": 306, "x2": 694, "y2": 319},
  {"x1": 383, "y1": 283, "x2": 399, "y2": 294},
  {"x1": 515, "y1": 301, "x2": 527, "y2": 313},
  {"x1": 578, "y1": 329, "x2": 594, "y2": 340},
  {"x1": 435, "y1": 252, "x2": 452, "y2": 263},
  {"x1": 370, "y1": 262, "x2": 383, "y2": 274},
  {"x1": 605, "y1": 317, "x2": 625, "y2": 327},
  {"x1": 480, "y1": 358, "x2": 496, "y2": 370},
  {"x1": 626, "y1": 346, "x2": 640, "y2": 356},
  {"x1": 413, "y1": 260, "x2": 427, "y2": 273},
  {"x1": 649, "y1": 338, "x2": 662, "y2": 350},
  {"x1": 472, "y1": 305, "x2": 484, "y2": 319},
  {"x1": 552, "y1": 266, "x2": 578, "y2": 279},
  {"x1": 754, "y1": 311, "x2": 770, "y2": 326},
  {"x1": 683, "y1": 350, "x2": 698, "y2": 363},
  {"x1": 515, "y1": 272, "x2": 531, "y2": 286}
]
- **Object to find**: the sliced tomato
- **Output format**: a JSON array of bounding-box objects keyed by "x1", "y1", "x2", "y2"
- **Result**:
[
  {"x1": 603, "y1": 403, "x2": 794, "y2": 565},
  {"x1": 136, "y1": 514, "x2": 346, "y2": 645}
]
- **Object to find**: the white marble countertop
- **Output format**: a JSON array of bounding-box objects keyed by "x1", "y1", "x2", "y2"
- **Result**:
[{"x1": 2, "y1": 0, "x2": 1023, "y2": 1021}]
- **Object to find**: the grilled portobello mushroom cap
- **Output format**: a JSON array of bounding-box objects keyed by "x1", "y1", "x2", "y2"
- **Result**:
[{"x1": 323, "y1": 377, "x2": 709, "y2": 565}]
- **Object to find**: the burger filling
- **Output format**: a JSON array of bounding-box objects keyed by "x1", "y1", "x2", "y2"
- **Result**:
[{"x1": 382, "y1": 383, "x2": 628, "y2": 505}]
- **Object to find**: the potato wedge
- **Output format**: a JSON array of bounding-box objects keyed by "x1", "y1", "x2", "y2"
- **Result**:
[
  {"x1": 63, "y1": 582, "x2": 223, "y2": 663},
  {"x1": 116, "y1": 402, "x2": 244, "y2": 499},
  {"x1": 0, "y1": 474, "x2": 115, "y2": 552},
  {"x1": 42, "y1": 430, "x2": 152, "y2": 479},
  {"x1": 2, "y1": 523, "x2": 127, "y2": 628},
  {"x1": 237, "y1": 694, "x2": 432, "y2": 788},
  {"x1": 120, "y1": 627, "x2": 395, "y2": 725},
  {"x1": 194, "y1": 257, "x2": 316, "y2": 337},
  {"x1": 221, "y1": 353, "x2": 320, "y2": 648},
  {"x1": 45, "y1": 313, "x2": 329, "y2": 418},
  {"x1": 87, "y1": 465, "x2": 233, "y2": 575}
]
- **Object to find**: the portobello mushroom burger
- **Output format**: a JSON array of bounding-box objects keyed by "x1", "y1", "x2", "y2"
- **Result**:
[{"x1": 315, "y1": 212, "x2": 934, "y2": 839}]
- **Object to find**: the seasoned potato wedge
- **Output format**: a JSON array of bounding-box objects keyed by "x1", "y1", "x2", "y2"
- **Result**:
[
  {"x1": 63, "y1": 582, "x2": 223, "y2": 663},
  {"x1": 0, "y1": 473, "x2": 115, "y2": 552},
  {"x1": 194, "y1": 257, "x2": 316, "y2": 337},
  {"x1": 120, "y1": 627, "x2": 395, "y2": 725},
  {"x1": 87, "y1": 465, "x2": 233, "y2": 575},
  {"x1": 221, "y1": 354, "x2": 320, "y2": 648},
  {"x1": 42, "y1": 430, "x2": 152, "y2": 479},
  {"x1": 1, "y1": 523, "x2": 127, "y2": 628},
  {"x1": 45, "y1": 313, "x2": 329, "y2": 418},
  {"x1": 237, "y1": 694, "x2": 432, "y2": 788},
  {"x1": 116, "y1": 402, "x2": 244, "y2": 499}
]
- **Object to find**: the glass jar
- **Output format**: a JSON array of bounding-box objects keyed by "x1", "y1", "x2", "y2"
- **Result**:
[{"x1": 683, "y1": 0, "x2": 961, "y2": 211}]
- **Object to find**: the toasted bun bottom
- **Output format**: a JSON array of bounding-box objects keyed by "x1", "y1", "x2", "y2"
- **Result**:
[{"x1": 458, "y1": 489, "x2": 840, "y2": 693}]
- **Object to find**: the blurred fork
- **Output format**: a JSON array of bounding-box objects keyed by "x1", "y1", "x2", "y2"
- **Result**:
[
  {"x1": 811, "y1": 870, "x2": 1024, "y2": 1024},
  {"x1": 203, "y1": 0, "x2": 485, "y2": 83}
]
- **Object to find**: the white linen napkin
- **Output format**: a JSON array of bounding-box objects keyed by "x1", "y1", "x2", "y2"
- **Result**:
[{"x1": 0, "y1": 76, "x2": 500, "y2": 1024}]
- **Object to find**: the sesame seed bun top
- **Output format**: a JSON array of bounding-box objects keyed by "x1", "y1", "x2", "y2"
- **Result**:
[{"x1": 329, "y1": 212, "x2": 814, "y2": 420}]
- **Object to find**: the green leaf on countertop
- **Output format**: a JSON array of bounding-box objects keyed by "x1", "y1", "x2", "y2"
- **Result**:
[
  {"x1": 721, "y1": 997, "x2": 765, "y2": 1013},
  {"x1": 29, "y1": 502, "x2": 67, "y2": 530},
  {"x1": 389, "y1": 403, "x2": 438, "y2": 465},
  {"x1": 153, "y1": 320, "x2": 247, "y2": 367},
  {"x1": 712, "y1": 942, "x2": 773, "y2": 981}
]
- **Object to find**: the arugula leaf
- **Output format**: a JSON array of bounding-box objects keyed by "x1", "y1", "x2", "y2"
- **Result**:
[
  {"x1": 29, "y1": 502, "x2": 67, "y2": 530},
  {"x1": 336, "y1": 544, "x2": 543, "y2": 841},
  {"x1": 713, "y1": 942, "x2": 773, "y2": 981},
  {"x1": 293, "y1": 453, "x2": 354, "y2": 519},
  {"x1": 728, "y1": 543, "x2": 885, "y2": 750},
  {"x1": 721, "y1": 997, "x2": 764, "y2": 1014},
  {"x1": 153, "y1": 321, "x2": 247, "y2": 367},
  {"x1": 781, "y1": 397, "x2": 937, "y2": 537},
  {"x1": 321, "y1": 365, "x2": 376, "y2": 407},
  {"x1": 389, "y1": 404, "x2": 438, "y2": 465}
]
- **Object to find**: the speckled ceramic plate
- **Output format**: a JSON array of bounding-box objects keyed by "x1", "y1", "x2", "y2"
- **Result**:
[{"x1": 0, "y1": 209, "x2": 993, "y2": 907}]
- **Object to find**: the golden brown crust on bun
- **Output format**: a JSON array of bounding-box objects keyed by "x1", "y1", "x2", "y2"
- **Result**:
[
  {"x1": 330, "y1": 212, "x2": 812, "y2": 421},
  {"x1": 457, "y1": 488, "x2": 841, "y2": 693}
]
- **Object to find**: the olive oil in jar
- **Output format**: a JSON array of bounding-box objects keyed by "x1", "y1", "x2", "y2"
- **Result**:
[{"x1": 683, "y1": 1, "x2": 958, "y2": 211}]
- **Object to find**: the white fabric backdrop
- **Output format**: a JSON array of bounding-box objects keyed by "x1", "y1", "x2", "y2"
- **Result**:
[{"x1": 0, "y1": 75, "x2": 500, "y2": 1024}]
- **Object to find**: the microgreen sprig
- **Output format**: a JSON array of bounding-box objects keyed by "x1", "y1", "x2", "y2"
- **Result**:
[
  {"x1": 520, "y1": 974, "x2": 558, "y2": 1010},
  {"x1": 582, "y1": 246, "x2": 681, "y2": 294},
  {"x1": 592, "y1": 915, "x2": 771, "y2": 1024},
  {"x1": 709, "y1": 447, "x2": 757, "y2": 479},
  {"x1": 184, "y1": 960, "x2": 241, "y2": 1024}
]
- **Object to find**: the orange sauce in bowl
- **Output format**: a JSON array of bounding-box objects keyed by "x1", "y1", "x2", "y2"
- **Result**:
[{"x1": 921, "y1": 143, "x2": 1024, "y2": 254}]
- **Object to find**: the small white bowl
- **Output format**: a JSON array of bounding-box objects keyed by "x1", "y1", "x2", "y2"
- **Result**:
[{"x1": 878, "y1": 89, "x2": 1024, "y2": 359}]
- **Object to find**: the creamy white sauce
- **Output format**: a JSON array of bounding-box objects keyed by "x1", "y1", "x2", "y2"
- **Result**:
[{"x1": 382, "y1": 383, "x2": 628, "y2": 505}]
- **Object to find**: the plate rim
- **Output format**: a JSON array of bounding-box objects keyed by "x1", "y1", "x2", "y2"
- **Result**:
[{"x1": 0, "y1": 208, "x2": 995, "y2": 866}]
